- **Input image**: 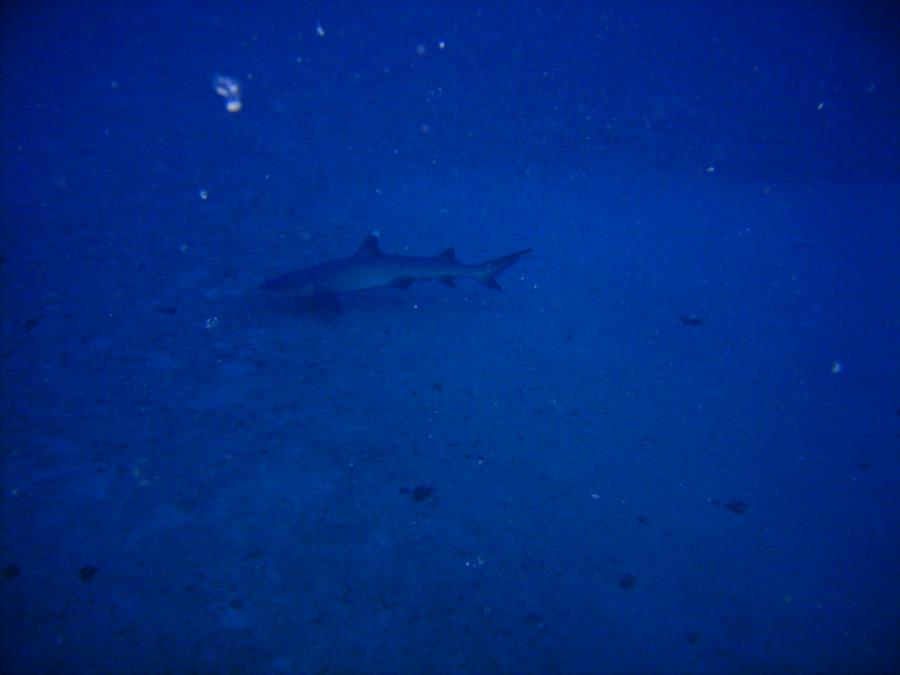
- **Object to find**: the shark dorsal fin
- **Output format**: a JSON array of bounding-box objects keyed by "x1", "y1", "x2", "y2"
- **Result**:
[
  {"x1": 438, "y1": 247, "x2": 457, "y2": 263},
  {"x1": 354, "y1": 234, "x2": 384, "y2": 258}
]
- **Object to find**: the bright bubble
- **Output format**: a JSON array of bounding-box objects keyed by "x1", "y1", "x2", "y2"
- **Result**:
[{"x1": 213, "y1": 74, "x2": 242, "y2": 114}]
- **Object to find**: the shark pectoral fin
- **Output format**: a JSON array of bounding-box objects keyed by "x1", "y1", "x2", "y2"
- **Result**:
[
  {"x1": 391, "y1": 277, "x2": 415, "y2": 290},
  {"x1": 312, "y1": 286, "x2": 342, "y2": 312},
  {"x1": 440, "y1": 276, "x2": 456, "y2": 287}
]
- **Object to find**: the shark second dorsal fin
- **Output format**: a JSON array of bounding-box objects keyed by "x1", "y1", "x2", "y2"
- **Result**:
[
  {"x1": 354, "y1": 234, "x2": 384, "y2": 258},
  {"x1": 438, "y1": 247, "x2": 457, "y2": 263}
]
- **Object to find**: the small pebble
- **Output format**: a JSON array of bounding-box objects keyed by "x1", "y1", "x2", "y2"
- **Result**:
[
  {"x1": 79, "y1": 566, "x2": 99, "y2": 583},
  {"x1": 412, "y1": 485, "x2": 434, "y2": 502},
  {"x1": 725, "y1": 499, "x2": 747, "y2": 515},
  {"x1": 618, "y1": 573, "x2": 637, "y2": 590}
]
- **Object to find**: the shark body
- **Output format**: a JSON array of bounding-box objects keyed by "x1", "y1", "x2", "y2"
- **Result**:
[{"x1": 261, "y1": 235, "x2": 531, "y2": 307}]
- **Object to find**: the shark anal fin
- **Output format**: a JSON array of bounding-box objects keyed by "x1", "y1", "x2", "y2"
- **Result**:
[
  {"x1": 440, "y1": 276, "x2": 456, "y2": 287},
  {"x1": 484, "y1": 278, "x2": 502, "y2": 290},
  {"x1": 391, "y1": 277, "x2": 415, "y2": 290},
  {"x1": 438, "y1": 247, "x2": 457, "y2": 263},
  {"x1": 354, "y1": 234, "x2": 384, "y2": 258}
]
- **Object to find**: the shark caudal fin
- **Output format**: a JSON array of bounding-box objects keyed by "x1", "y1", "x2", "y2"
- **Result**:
[{"x1": 477, "y1": 248, "x2": 532, "y2": 290}]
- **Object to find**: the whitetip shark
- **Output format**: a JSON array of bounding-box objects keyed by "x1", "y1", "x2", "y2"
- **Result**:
[{"x1": 261, "y1": 234, "x2": 531, "y2": 309}]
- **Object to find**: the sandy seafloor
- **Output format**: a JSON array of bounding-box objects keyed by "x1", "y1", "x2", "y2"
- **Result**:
[{"x1": 1, "y1": 1, "x2": 899, "y2": 673}]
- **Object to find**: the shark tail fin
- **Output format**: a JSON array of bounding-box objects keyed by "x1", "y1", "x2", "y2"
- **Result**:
[{"x1": 477, "y1": 248, "x2": 532, "y2": 290}]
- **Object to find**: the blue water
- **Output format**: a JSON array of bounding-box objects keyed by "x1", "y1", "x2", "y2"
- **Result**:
[{"x1": 2, "y1": 1, "x2": 898, "y2": 673}]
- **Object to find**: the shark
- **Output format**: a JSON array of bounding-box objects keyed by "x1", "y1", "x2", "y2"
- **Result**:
[{"x1": 261, "y1": 234, "x2": 531, "y2": 308}]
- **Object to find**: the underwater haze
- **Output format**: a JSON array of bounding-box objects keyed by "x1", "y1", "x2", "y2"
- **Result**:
[{"x1": 1, "y1": 1, "x2": 899, "y2": 673}]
